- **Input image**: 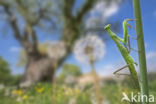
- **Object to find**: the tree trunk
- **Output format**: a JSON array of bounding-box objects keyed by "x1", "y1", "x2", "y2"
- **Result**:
[
  {"x1": 19, "y1": 0, "x2": 96, "y2": 88},
  {"x1": 20, "y1": 54, "x2": 54, "y2": 88}
]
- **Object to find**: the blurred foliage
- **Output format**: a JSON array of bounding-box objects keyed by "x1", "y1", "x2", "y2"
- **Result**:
[
  {"x1": 17, "y1": 42, "x2": 51, "y2": 67},
  {"x1": 10, "y1": 74, "x2": 23, "y2": 85},
  {"x1": 0, "y1": 56, "x2": 22, "y2": 85},
  {"x1": 58, "y1": 64, "x2": 82, "y2": 84},
  {"x1": 17, "y1": 50, "x2": 27, "y2": 67},
  {"x1": 148, "y1": 73, "x2": 156, "y2": 81},
  {"x1": 0, "y1": 56, "x2": 12, "y2": 84}
]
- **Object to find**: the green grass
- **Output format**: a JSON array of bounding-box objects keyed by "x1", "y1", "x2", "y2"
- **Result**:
[{"x1": 0, "y1": 80, "x2": 156, "y2": 104}]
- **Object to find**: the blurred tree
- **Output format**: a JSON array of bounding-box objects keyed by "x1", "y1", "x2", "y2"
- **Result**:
[
  {"x1": 0, "y1": 0, "x2": 123, "y2": 86},
  {"x1": 17, "y1": 42, "x2": 51, "y2": 67},
  {"x1": 0, "y1": 56, "x2": 22, "y2": 85},
  {"x1": 58, "y1": 64, "x2": 82, "y2": 84},
  {"x1": 0, "y1": 56, "x2": 12, "y2": 84},
  {"x1": 0, "y1": 0, "x2": 61, "y2": 86}
]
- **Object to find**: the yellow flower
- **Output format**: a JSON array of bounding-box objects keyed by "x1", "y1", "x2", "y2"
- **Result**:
[
  {"x1": 17, "y1": 90, "x2": 22, "y2": 95},
  {"x1": 22, "y1": 95, "x2": 28, "y2": 100},
  {"x1": 12, "y1": 89, "x2": 23, "y2": 95},
  {"x1": 68, "y1": 88, "x2": 73, "y2": 94},
  {"x1": 36, "y1": 88, "x2": 44, "y2": 93},
  {"x1": 57, "y1": 93, "x2": 62, "y2": 98},
  {"x1": 75, "y1": 89, "x2": 80, "y2": 95},
  {"x1": 65, "y1": 88, "x2": 73, "y2": 96}
]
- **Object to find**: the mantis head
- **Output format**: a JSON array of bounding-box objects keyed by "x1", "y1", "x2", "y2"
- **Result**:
[{"x1": 104, "y1": 24, "x2": 111, "y2": 30}]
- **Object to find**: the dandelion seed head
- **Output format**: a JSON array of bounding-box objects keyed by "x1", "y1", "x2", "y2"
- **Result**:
[{"x1": 73, "y1": 34, "x2": 105, "y2": 64}]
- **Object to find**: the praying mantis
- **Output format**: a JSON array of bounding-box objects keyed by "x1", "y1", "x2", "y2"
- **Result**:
[{"x1": 104, "y1": 19, "x2": 140, "y2": 91}]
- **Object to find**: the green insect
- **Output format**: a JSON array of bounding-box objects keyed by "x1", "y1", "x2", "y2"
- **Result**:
[{"x1": 104, "y1": 19, "x2": 140, "y2": 90}]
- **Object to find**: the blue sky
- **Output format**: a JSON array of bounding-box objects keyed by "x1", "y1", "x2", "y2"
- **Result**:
[{"x1": 0, "y1": 0, "x2": 156, "y2": 76}]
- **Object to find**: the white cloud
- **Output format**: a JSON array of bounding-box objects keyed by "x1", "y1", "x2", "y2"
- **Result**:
[
  {"x1": 86, "y1": 0, "x2": 121, "y2": 28},
  {"x1": 97, "y1": 64, "x2": 115, "y2": 77},
  {"x1": 146, "y1": 52, "x2": 156, "y2": 59},
  {"x1": 103, "y1": 64, "x2": 115, "y2": 71},
  {"x1": 10, "y1": 46, "x2": 21, "y2": 52},
  {"x1": 146, "y1": 51, "x2": 156, "y2": 72},
  {"x1": 102, "y1": 3, "x2": 119, "y2": 19}
]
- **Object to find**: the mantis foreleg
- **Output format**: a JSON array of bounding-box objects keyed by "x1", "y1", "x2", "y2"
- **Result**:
[{"x1": 113, "y1": 62, "x2": 138, "y2": 75}]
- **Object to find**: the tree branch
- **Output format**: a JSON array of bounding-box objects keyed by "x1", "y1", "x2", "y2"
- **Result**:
[
  {"x1": 0, "y1": 1, "x2": 9, "y2": 7},
  {"x1": 63, "y1": 0, "x2": 75, "y2": 19},
  {"x1": 1, "y1": 1, "x2": 38, "y2": 53},
  {"x1": 3, "y1": 6, "x2": 23, "y2": 43},
  {"x1": 15, "y1": 0, "x2": 39, "y2": 49},
  {"x1": 76, "y1": 0, "x2": 95, "y2": 22}
]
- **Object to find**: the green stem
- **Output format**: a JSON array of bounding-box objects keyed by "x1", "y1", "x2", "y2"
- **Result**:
[
  {"x1": 132, "y1": 0, "x2": 149, "y2": 103},
  {"x1": 89, "y1": 57, "x2": 102, "y2": 104},
  {"x1": 53, "y1": 61, "x2": 58, "y2": 104}
]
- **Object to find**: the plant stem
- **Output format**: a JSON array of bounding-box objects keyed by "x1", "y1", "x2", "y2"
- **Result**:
[
  {"x1": 53, "y1": 61, "x2": 57, "y2": 104},
  {"x1": 90, "y1": 61, "x2": 102, "y2": 104},
  {"x1": 132, "y1": 0, "x2": 149, "y2": 103}
]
